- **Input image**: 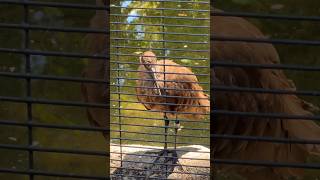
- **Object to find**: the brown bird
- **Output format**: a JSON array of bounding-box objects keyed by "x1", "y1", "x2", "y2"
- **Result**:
[
  {"x1": 212, "y1": 8, "x2": 320, "y2": 180},
  {"x1": 135, "y1": 51, "x2": 210, "y2": 169}
]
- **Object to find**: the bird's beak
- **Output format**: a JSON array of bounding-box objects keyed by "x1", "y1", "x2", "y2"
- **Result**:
[{"x1": 150, "y1": 66, "x2": 162, "y2": 95}]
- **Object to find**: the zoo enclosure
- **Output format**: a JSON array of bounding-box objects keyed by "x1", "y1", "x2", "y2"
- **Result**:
[
  {"x1": 0, "y1": 0, "x2": 320, "y2": 180},
  {"x1": 110, "y1": 0, "x2": 210, "y2": 179}
]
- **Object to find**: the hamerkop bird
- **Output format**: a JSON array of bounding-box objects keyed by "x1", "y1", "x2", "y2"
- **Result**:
[{"x1": 135, "y1": 51, "x2": 210, "y2": 167}]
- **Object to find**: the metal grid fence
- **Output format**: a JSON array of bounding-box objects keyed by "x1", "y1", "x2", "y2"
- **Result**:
[
  {"x1": 110, "y1": 0, "x2": 210, "y2": 179},
  {"x1": 1, "y1": 0, "x2": 320, "y2": 180},
  {"x1": 0, "y1": 0, "x2": 109, "y2": 179}
]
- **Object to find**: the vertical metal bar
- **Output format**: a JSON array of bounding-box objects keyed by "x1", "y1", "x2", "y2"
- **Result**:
[
  {"x1": 116, "y1": 14, "x2": 123, "y2": 168},
  {"x1": 23, "y1": 1, "x2": 34, "y2": 180},
  {"x1": 105, "y1": 0, "x2": 111, "y2": 177},
  {"x1": 210, "y1": 2, "x2": 215, "y2": 179},
  {"x1": 160, "y1": 1, "x2": 168, "y2": 177}
]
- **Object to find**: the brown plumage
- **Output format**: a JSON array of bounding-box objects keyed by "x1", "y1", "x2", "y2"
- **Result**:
[
  {"x1": 212, "y1": 9, "x2": 320, "y2": 180},
  {"x1": 136, "y1": 51, "x2": 210, "y2": 120},
  {"x1": 135, "y1": 51, "x2": 210, "y2": 173}
]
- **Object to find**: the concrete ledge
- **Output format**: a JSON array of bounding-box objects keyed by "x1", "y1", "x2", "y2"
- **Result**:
[{"x1": 111, "y1": 144, "x2": 210, "y2": 179}]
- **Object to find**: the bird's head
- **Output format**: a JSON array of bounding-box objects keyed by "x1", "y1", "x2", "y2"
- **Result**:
[
  {"x1": 139, "y1": 51, "x2": 157, "y2": 70},
  {"x1": 139, "y1": 51, "x2": 162, "y2": 95}
]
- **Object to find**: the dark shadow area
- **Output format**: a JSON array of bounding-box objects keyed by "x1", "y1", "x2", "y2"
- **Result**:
[{"x1": 212, "y1": 1, "x2": 320, "y2": 180}]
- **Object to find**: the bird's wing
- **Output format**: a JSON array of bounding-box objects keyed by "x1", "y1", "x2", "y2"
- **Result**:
[{"x1": 212, "y1": 10, "x2": 320, "y2": 179}]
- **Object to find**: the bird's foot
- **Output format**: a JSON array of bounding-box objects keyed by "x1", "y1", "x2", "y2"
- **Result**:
[{"x1": 144, "y1": 149, "x2": 182, "y2": 179}]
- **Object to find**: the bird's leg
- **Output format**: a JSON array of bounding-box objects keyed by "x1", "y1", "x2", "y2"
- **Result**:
[
  {"x1": 145, "y1": 113, "x2": 179, "y2": 179},
  {"x1": 164, "y1": 113, "x2": 169, "y2": 177},
  {"x1": 173, "y1": 115, "x2": 183, "y2": 171},
  {"x1": 174, "y1": 119, "x2": 178, "y2": 150},
  {"x1": 164, "y1": 113, "x2": 169, "y2": 151}
]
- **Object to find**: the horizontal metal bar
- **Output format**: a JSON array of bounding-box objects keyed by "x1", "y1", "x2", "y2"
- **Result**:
[
  {"x1": 111, "y1": 84, "x2": 209, "y2": 93},
  {"x1": 4, "y1": 120, "x2": 319, "y2": 145},
  {"x1": 110, "y1": 14, "x2": 210, "y2": 20},
  {"x1": 0, "y1": 96, "x2": 208, "y2": 115},
  {"x1": 212, "y1": 11, "x2": 320, "y2": 22},
  {"x1": 110, "y1": 173, "x2": 198, "y2": 180},
  {"x1": 0, "y1": 48, "x2": 109, "y2": 59},
  {"x1": 111, "y1": 68, "x2": 209, "y2": 76},
  {"x1": 0, "y1": 120, "x2": 109, "y2": 132},
  {"x1": 110, "y1": 167, "x2": 209, "y2": 178},
  {"x1": 0, "y1": 96, "x2": 108, "y2": 108},
  {"x1": 111, "y1": 37, "x2": 209, "y2": 44},
  {"x1": 110, "y1": 99, "x2": 210, "y2": 108},
  {"x1": 111, "y1": 151, "x2": 209, "y2": 161},
  {"x1": 112, "y1": 112, "x2": 209, "y2": 125},
  {"x1": 0, "y1": 23, "x2": 108, "y2": 34},
  {"x1": 0, "y1": 72, "x2": 208, "y2": 88},
  {"x1": 112, "y1": 129, "x2": 209, "y2": 139},
  {"x1": 111, "y1": 164, "x2": 209, "y2": 176},
  {"x1": 111, "y1": 30, "x2": 209, "y2": 37},
  {"x1": 0, "y1": 0, "x2": 109, "y2": 10},
  {"x1": 111, "y1": 77, "x2": 209, "y2": 85},
  {"x1": 212, "y1": 134, "x2": 320, "y2": 145},
  {"x1": 0, "y1": 73, "x2": 208, "y2": 93},
  {"x1": 110, "y1": 144, "x2": 210, "y2": 154},
  {"x1": 212, "y1": 60, "x2": 320, "y2": 71},
  {"x1": 111, "y1": 22, "x2": 209, "y2": 28},
  {"x1": 214, "y1": 159, "x2": 320, "y2": 169},
  {"x1": 113, "y1": 6, "x2": 209, "y2": 12},
  {"x1": 0, "y1": 144, "x2": 108, "y2": 156},
  {"x1": 111, "y1": 45, "x2": 209, "y2": 52},
  {"x1": 0, "y1": 72, "x2": 108, "y2": 84},
  {"x1": 110, "y1": 174, "x2": 165, "y2": 180},
  {"x1": 212, "y1": 36, "x2": 320, "y2": 46},
  {"x1": 212, "y1": 85, "x2": 320, "y2": 97},
  {"x1": 111, "y1": 107, "x2": 209, "y2": 115},
  {"x1": 2, "y1": 121, "x2": 318, "y2": 146},
  {"x1": 111, "y1": 159, "x2": 210, "y2": 170},
  {"x1": 113, "y1": 0, "x2": 209, "y2": 4},
  {"x1": 111, "y1": 137, "x2": 209, "y2": 146},
  {"x1": 111, "y1": 53, "x2": 208, "y2": 60},
  {"x1": 111, "y1": 61, "x2": 208, "y2": 68},
  {"x1": 112, "y1": 92, "x2": 208, "y2": 99},
  {"x1": 213, "y1": 110, "x2": 320, "y2": 121},
  {"x1": 110, "y1": 168, "x2": 209, "y2": 178},
  {"x1": 110, "y1": 122, "x2": 210, "y2": 131},
  {"x1": 0, "y1": 168, "x2": 108, "y2": 180}
]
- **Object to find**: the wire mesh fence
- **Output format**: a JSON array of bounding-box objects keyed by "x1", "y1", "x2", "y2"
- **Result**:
[
  {"x1": 1, "y1": 0, "x2": 320, "y2": 180},
  {"x1": 110, "y1": 0, "x2": 210, "y2": 179},
  {"x1": 0, "y1": 0, "x2": 109, "y2": 179}
]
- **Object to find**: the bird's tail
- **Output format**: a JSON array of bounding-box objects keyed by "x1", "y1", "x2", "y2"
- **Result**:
[{"x1": 192, "y1": 83, "x2": 210, "y2": 118}]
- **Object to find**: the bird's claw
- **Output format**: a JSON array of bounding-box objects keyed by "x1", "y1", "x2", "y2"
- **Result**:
[{"x1": 144, "y1": 149, "x2": 180, "y2": 179}]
